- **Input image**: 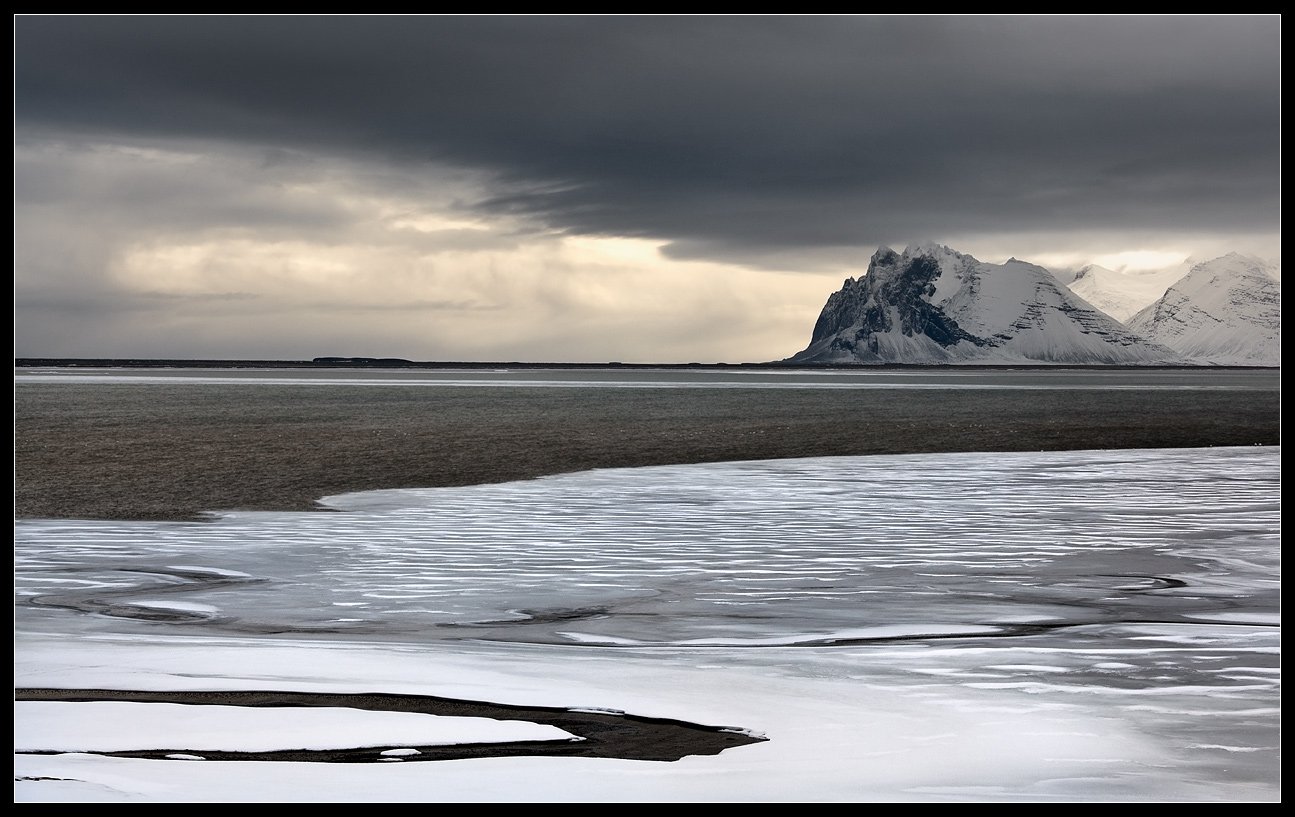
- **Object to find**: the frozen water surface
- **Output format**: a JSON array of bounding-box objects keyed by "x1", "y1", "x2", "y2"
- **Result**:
[
  {"x1": 14, "y1": 446, "x2": 1280, "y2": 801},
  {"x1": 16, "y1": 702, "x2": 574, "y2": 752},
  {"x1": 12, "y1": 366, "x2": 1278, "y2": 390}
]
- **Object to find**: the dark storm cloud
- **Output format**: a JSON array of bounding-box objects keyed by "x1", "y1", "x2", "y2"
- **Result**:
[{"x1": 15, "y1": 15, "x2": 1280, "y2": 263}]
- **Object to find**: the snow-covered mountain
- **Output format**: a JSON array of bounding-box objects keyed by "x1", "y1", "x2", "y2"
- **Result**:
[
  {"x1": 1126, "y1": 254, "x2": 1280, "y2": 366},
  {"x1": 786, "y1": 243, "x2": 1183, "y2": 365},
  {"x1": 1062, "y1": 263, "x2": 1186, "y2": 322}
]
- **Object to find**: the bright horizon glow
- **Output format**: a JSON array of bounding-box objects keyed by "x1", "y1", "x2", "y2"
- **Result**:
[
  {"x1": 14, "y1": 16, "x2": 1279, "y2": 362},
  {"x1": 16, "y1": 137, "x2": 1278, "y2": 362},
  {"x1": 1090, "y1": 250, "x2": 1191, "y2": 273}
]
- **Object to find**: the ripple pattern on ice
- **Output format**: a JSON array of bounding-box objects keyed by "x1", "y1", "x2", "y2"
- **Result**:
[{"x1": 15, "y1": 447, "x2": 1279, "y2": 648}]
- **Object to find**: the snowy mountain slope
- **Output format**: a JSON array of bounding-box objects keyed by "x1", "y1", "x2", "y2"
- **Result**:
[
  {"x1": 1126, "y1": 254, "x2": 1280, "y2": 366},
  {"x1": 1063, "y1": 263, "x2": 1186, "y2": 322},
  {"x1": 787, "y1": 244, "x2": 1184, "y2": 365}
]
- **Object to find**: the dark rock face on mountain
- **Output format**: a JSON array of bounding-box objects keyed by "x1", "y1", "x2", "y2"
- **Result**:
[{"x1": 788, "y1": 244, "x2": 1182, "y2": 365}]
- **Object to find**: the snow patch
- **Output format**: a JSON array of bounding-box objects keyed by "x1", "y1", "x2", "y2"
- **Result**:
[{"x1": 15, "y1": 702, "x2": 576, "y2": 752}]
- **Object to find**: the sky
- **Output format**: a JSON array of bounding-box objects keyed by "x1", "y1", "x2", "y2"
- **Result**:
[{"x1": 14, "y1": 15, "x2": 1281, "y2": 363}]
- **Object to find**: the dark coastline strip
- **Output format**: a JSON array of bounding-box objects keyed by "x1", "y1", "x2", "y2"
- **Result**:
[
  {"x1": 20, "y1": 358, "x2": 1278, "y2": 370},
  {"x1": 14, "y1": 380, "x2": 1281, "y2": 522},
  {"x1": 13, "y1": 688, "x2": 766, "y2": 763}
]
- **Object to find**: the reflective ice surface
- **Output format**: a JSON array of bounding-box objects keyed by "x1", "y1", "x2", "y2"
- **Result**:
[
  {"x1": 17, "y1": 447, "x2": 1279, "y2": 645},
  {"x1": 13, "y1": 365, "x2": 1280, "y2": 391},
  {"x1": 14, "y1": 446, "x2": 1281, "y2": 800}
]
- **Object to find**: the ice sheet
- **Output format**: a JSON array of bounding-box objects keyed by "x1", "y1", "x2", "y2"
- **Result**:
[{"x1": 14, "y1": 446, "x2": 1281, "y2": 802}]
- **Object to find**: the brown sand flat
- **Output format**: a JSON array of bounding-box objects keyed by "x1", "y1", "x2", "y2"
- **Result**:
[{"x1": 15, "y1": 379, "x2": 1280, "y2": 522}]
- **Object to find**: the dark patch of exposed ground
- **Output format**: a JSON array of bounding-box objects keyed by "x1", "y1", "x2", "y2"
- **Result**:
[
  {"x1": 14, "y1": 687, "x2": 764, "y2": 763},
  {"x1": 15, "y1": 380, "x2": 1280, "y2": 521}
]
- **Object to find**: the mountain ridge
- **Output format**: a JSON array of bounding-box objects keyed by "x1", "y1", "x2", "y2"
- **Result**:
[
  {"x1": 788, "y1": 243, "x2": 1184, "y2": 365},
  {"x1": 1061, "y1": 263, "x2": 1188, "y2": 322},
  {"x1": 1126, "y1": 254, "x2": 1280, "y2": 366}
]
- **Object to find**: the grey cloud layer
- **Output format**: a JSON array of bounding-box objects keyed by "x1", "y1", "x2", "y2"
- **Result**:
[{"x1": 15, "y1": 16, "x2": 1279, "y2": 262}]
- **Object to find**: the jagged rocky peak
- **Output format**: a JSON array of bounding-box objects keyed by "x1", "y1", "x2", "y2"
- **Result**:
[
  {"x1": 899, "y1": 241, "x2": 977, "y2": 278},
  {"x1": 787, "y1": 244, "x2": 1183, "y2": 366}
]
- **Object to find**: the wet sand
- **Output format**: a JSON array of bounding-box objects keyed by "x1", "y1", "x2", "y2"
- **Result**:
[{"x1": 15, "y1": 378, "x2": 1280, "y2": 521}]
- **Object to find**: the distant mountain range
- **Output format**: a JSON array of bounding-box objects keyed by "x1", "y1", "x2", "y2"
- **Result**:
[
  {"x1": 787, "y1": 244, "x2": 1279, "y2": 366},
  {"x1": 1061, "y1": 263, "x2": 1187, "y2": 323},
  {"x1": 1126, "y1": 254, "x2": 1280, "y2": 366}
]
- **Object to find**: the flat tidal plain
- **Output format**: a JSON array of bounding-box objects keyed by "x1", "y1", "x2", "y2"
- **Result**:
[{"x1": 14, "y1": 367, "x2": 1280, "y2": 520}]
